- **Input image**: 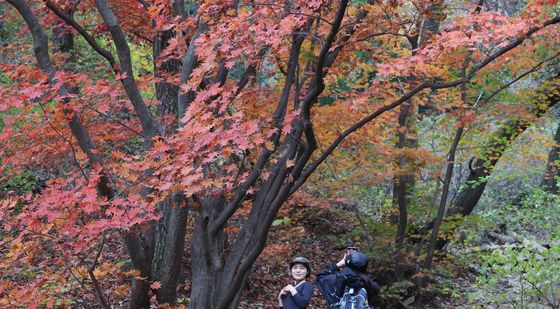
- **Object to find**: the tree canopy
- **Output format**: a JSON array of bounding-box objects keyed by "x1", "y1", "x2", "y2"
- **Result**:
[{"x1": 1, "y1": 0, "x2": 559, "y2": 308}]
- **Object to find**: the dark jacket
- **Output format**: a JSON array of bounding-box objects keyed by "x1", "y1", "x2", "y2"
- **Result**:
[
  {"x1": 316, "y1": 264, "x2": 380, "y2": 306},
  {"x1": 280, "y1": 281, "x2": 313, "y2": 309}
]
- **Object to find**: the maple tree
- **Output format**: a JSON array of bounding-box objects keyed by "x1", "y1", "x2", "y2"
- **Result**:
[{"x1": 1, "y1": 0, "x2": 559, "y2": 308}]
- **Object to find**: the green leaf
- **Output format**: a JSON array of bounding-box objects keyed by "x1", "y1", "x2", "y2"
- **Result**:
[{"x1": 272, "y1": 217, "x2": 290, "y2": 226}]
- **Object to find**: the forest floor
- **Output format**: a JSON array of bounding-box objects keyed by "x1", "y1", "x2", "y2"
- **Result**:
[{"x1": 176, "y1": 193, "x2": 557, "y2": 308}]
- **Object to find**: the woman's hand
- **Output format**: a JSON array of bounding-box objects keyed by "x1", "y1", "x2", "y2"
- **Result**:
[
  {"x1": 282, "y1": 284, "x2": 298, "y2": 296},
  {"x1": 278, "y1": 288, "x2": 285, "y2": 307}
]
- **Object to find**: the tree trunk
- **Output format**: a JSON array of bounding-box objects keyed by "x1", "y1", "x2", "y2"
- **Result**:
[
  {"x1": 125, "y1": 230, "x2": 155, "y2": 309},
  {"x1": 53, "y1": 12, "x2": 74, "y2": 63},
  {"x1": 392, "y1": 100, "x2": 417, "y2": 248},
  {"x1": 149, "y1": 16, "x2": 189, "y2": 305},
  {"x1": 391, "y1": 2, "x2": 443, "y2": 280},
  {"x1": 153, "y1": 28, "x2": 181, "y2": 119},
  {"x1": 0, "y1": 3, "x2": 10, "y2": 50},
  {"x1": 391, "y1": 0, "x2": 444, "y2": 243},
  {"x1": 436, "y1": 78, "x2": 560, "y2": 250},
  {"x1": 125, "y1": 194, "x2": 189, "y2": 308},
  {"x1": 125, "y1": 9, "x2": 192, "y2": 305},
  {"x1": 52, "y1": 11, "x2": 115, "y2": 307},
  {"x1": 424, "y1": 126, "x2": 463, "y2": 269},
  {"x1": 189, "y1": 196, "x2": 229, "y2": 309},
  {"x1": 188, "y1": 183, "x2": 295, "y2": 309},
  {"x1": 449, "y1": 78, "x2": 560, "y2": 218},
  {"x1": 541, "y1": 120, "x2": 560, "y2": 193},
  {"x1": 151, "y1": 194, "x2": 189, "y2": 304},
  {"x1": 424, "y1": 76, "x2": 466, "y2": 270}
]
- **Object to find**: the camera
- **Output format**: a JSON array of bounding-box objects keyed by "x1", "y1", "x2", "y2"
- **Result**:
[{"x1": 346, "y1": 246, "x2": 358, "y2": 255}]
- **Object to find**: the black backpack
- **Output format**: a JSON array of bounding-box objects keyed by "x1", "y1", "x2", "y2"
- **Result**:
[{"x1": 330, "y1": 286, "x2": 370, "y2": 309}]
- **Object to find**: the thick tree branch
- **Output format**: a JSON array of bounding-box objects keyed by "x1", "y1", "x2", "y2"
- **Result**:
[
  {"x1": 209, "y1": 148, "x2": 272, "y2": 236},
  {"x1": 323, "y1": 3, "x2": 369, "y2": 69},
  {"x1": 44, "y1": 0, "x2": 117, "y2": 69},
  {"x1": 219, "y1": 131, "x2": 311, "y2": 308},
  {"x1": 302, "y1": 0, "x2": 349, "y2": 115},
  {"x1": 292, "y1": 82, "x2": 428, "y2": 193},
  {"x1": 94, "y1": 0, "x2": 160, "y2": 138},
  {"x1": 216, "y1": 0, "x2": 355, "y2": 228},
  {"x1": 232, "y1": 47, "x2": 268, "y2": 98},
  {"x1": 207, "y1": 21, "x2": 313, "y2": 234},
  {"x1": 173, "y1": 0, "x2": 185, "y2": 17},
  {"x1": 178, "y1": 22, "x2": 207, "y2": 118},
  {"x1": 6, "y1": 0, "x2": 51, "y2": 71},
  {"x1": 272, "y1": 24, "x2": 310, "y2": 126}
]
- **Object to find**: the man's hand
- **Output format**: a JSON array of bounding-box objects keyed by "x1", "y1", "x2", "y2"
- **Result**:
[{"x1": 336, "y1": 255, "x2": 347, "y2": 268}]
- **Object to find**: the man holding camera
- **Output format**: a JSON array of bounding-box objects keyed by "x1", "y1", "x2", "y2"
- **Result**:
[{"x1": 316, "y1": 247, "x2": 380, "y2": 309}]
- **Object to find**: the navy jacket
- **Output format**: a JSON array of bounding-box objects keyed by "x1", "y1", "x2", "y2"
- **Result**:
[
  {"x1": 316, "y1": 264, "x2": 379, "y2": 306},
  {"x1": 279, "y1": 281, "x2": 313, "y2": 309}
]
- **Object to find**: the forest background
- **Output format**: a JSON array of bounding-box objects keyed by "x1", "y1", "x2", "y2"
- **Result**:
[{"x1": 1, "y1": 0, "x2": 560, "y2": 308}]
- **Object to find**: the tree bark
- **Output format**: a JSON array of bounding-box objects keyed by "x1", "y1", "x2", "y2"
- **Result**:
[
  {"x1": 391, "y1": 0, "x2": 444, "y2": 240},
  {"x1": 392, "y1": 100, "x2": 417, "y2": 247},
  {"x1": 93, "y1": 0, "x2": 160, "y2": 139},
  {"x1": 5, "y1": 1, "x2": 121, "y2": 307},
  {"x1": 52, "y1": 5, "x2": 74, "y2": 64},
  {"x1": 424, "y1": 74, "x2": 468, "y2": 270},
  {"x1": 148, "y1": 8, "x2": 191, "y2": 303},
  {"x1": 189, "y1": 196, "x2": 228, "y2": 309},
  {"x1": 391, "y1": 2, "x2": 443, "y2": 280},
  {"x1": 0, "y1": 5, "x2": 6, "y2": 48},
  {"x1": 124, "y1": 230, "x2": 154, "y2": 309},
  {"x1": 44, "y1": 0, "x2": 190, "y2": 305},
  {"x1": 432, "y1": 77, "x2": 560, "y2": 251},
  {"x1": 541, "y1": 120, "x2": 560, "y2": 193},
  {"x1": 151, "y1": 194, "x2": 189, "y2": 304},
  {"x1": 449, "y1": 78, "x2": 560, "y2": 218},
  {"x1": 424, "y1": 126, "x2": 463, "y2": 269},
  {"x1": 154, "y1": 28, "x2": 181, "y2": 119},
  {"x1": 10, "y1": 0, "x2": 560, "y2": 307}
]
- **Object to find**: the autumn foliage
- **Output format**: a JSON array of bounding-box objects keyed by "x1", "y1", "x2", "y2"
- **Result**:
[{"x1": 1, "y1": 0, "x2": 559, "y2": 307}]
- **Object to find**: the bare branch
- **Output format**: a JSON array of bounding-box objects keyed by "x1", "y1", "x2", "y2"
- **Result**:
[
  {"x1": 37, "y1": 100, "x2": 89, "y2": 181},
  {"x1": 75, "y1": 96, "x2": 145, "y2": 138},
  {"x1": 87, "y1": 268, "x2": 111, "y2": 309},
  {"x1": 479, "y1": 52, "x2": 560, "y2": 107},
  {"x1": 87, "y1": 235, "x2": 111, "y2": 309}
]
